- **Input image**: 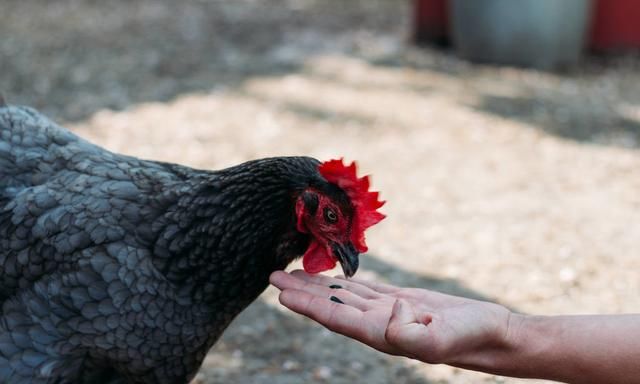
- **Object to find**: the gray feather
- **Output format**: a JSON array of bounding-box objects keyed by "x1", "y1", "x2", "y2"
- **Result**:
[{"x1": 0, "y1": 105, "x2": 323, "y2": 383}]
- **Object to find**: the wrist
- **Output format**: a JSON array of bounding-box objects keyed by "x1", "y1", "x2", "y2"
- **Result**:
[
  {"x1": 445, "y1": 305, "x2": 524, "y2": 372},
  {"x1": 454, "y1": 311, "x2": 540, "y2": 377},
  {"x1": 492, "y1": 313, "x2": 566, "y2": 381},
  {"x1": 503, "y1": 311, "x2": 528, "y2": 352}
]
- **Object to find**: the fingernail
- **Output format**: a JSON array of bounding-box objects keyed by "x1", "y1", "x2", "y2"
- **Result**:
[
  {"x1": 330, "y1": 296, "x2": 344, "y2": 304},
  {"x1": 329, "y1": 284, "x2": 342, "y2": 289}
]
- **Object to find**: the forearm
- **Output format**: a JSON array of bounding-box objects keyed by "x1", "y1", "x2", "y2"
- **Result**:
[{"x1": 485, "y1": 314, "x2": 640, "y2": 383}]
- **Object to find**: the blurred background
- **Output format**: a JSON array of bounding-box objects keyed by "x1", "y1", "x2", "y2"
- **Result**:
[{"x1": 1, "y1": 1, "x2": 639, "y2": 383}]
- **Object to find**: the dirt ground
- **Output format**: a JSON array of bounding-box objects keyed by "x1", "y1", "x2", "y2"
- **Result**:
[{"x1": 2, "y1": 1, "x2": 640, "y2": 383}]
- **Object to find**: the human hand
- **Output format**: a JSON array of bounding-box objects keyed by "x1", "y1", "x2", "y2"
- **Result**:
[{"x1": 269, "y1": 270, "x2": 515, "y2": 368}]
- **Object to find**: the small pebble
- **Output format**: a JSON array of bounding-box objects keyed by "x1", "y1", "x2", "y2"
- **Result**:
[
  {"x1": 559, "y1": 267, "x2": 576, "y2": 283},
  {"x1": 282, "y1": 360, "x2": 300, "y2": 371},
  {"x1": 313, "y1": 366, "x2": 333, "y2": 380}
]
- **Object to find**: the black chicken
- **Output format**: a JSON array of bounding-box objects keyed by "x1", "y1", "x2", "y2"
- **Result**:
[{"x1": 0, "y1": 104, "x2": 385, "y2": 383}]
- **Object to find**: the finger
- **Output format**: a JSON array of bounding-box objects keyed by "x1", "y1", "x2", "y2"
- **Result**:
[
  {"x1": 340, "y1": 276, "x2": 455, "y2": 308},
  {"x1": 289, "y1": 269, "x2": 349, "y2": 289},
  {"x1": 279, "y1": 288, "x2": 405, "y2": 356},
  {"x1": 384, "y1": 299, "x2": 435, "y2": 361},
  {"x1": 269, "y1": 270, "x2": 291, "y2": 289},
  {"x1": 339, "y1": 276, "x2": 401, "y2": 295},
  {"x1": 270, "y1": 270, "x2": 306, "y2": 290},
  {"x1": 278, "y1": 289, "x2": 371, "y2": 341},
  {"x1": 274, "y1": 271, "x2": 374, "y2": 311},
  {"x1": 291, "y1": 270, "x2": 383, "y2": 300}
]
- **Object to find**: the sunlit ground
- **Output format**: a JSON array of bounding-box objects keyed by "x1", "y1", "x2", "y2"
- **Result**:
[{"x1": 2, "y1": 1, "x2": 640, "y2": 383}]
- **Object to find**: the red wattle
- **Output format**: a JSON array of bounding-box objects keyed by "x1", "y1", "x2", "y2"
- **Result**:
[{"x1": 302, "y1": 240, "x2": 337, "y2": 274}]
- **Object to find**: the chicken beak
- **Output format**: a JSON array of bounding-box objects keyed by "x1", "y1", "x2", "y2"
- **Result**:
[{"x1": 331, "y1": 242, "x2": 359, "y2": 278}]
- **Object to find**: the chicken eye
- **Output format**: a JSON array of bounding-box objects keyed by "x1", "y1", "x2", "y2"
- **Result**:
[{"x1": 323, "y1": 207, "x2": 338, "y2": 224}]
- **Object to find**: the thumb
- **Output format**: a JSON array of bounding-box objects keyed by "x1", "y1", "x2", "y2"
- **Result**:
[{"x1": 385, "y1": 299, "x2": 435, "y2": 361}]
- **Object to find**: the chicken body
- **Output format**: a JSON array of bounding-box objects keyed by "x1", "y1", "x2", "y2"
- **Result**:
[{"x1": 0, "y1": 106, "x2": 324, "y2": 383}]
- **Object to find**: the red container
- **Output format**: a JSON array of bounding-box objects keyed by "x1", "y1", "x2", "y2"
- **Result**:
[
  {"x1": 589, "y1": 0, "x2": 640, "y2": 51},
  {"x1": 412, "y1": 0, "x2": 449, "y2": 45}
]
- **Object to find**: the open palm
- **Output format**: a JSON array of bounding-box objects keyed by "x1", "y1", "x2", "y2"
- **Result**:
[{"x1": 270, "y1": 270, "x2": 513, "y2": 368}]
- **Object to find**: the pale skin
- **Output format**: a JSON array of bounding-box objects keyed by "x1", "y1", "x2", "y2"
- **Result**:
[{"x1": 270, "y1": 270, "x2": 640, "y2": 384}]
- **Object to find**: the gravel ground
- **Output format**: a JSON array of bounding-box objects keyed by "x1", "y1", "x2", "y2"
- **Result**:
[{"x1": 2, "y1": 1, "x2": 640, "y2": 383}]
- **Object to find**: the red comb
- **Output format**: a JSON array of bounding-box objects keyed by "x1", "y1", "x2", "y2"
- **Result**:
[{"x1": 319, "y1": 159, "x2": 385, "y2": 253}]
